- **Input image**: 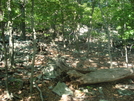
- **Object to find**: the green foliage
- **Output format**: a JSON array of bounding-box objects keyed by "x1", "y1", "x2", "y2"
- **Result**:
[
  {"x1": 86, "y1": 86, "x2": 92, "y2": 89},
  {"x1": 123, "y1": 29, "x2": 134, "y2": 39},
  {"x1": 44, "y1": 33, "x2": 51, "y2": 37},
  {"x1": 1, "y1": 0, "x2": 133, "y2": 40},
  {"x1": 92, "y1": 7, "x2": 102, "y2": 25},
  {"x1": 112, "y1": 1, "x2": 134, "y2": 40}
]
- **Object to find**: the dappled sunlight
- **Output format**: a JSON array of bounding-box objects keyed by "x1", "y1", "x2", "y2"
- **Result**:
[{"x1": 0, "y1": 0, "x2": 134, "y2": 100}]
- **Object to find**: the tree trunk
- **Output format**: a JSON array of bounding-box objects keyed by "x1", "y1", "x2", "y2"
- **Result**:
[
  {"x1": 1, "y1": 0, "x2": 11, "y2": 99},
  {"x1": 87, "y1": 0, "x2": 96, "y2": 56},
  {"x1": 99, "y1": 2, "x2": 113, "y2": 68},
  {"x1": 6, "y1": 0, "x2": 14, "y2": 69},
  {"x1": 125, "y1": 45, "x2": 128, "y2": 68},
  {"x1": 9, "y1": 22, "x2": 14, "y2": 68},
  {"x1": 30, "y1": 0, "x2": 37, "y2": 94},
  {"x1": 20, "y1": 0, "x2": 26, "y2": 40}
]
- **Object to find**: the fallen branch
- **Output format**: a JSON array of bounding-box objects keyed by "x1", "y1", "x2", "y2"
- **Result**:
[
  {"x1": 67, "y1": 68, "x2": 134, "y2": 85},
  {"x1": 34, "y1": 82, "x2": 44, "y2": 101},
  {"x1": 54, "y1": 58, "x2": 134, "y2": 85}
]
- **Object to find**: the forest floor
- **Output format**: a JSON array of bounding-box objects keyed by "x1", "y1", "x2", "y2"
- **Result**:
[{"x1": 0, "y1": 35, "x2": 134, "y2": 101}]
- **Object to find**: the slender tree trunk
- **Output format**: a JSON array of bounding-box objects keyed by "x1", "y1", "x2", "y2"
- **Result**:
[
  {"x1": 30, "y1": 0, "x2": 37, "y2": 94},
  {"x1": 1, "y1": 0, "x2": 11, "y2": 97},
  {"x1": 61, "y1": 5, "x2": 67, "y2": 48},
  {"x1": 9, "y1": 23, "x2": 14, "y2": 68},
  {"x1": 1, "y1": 22, "x2": 11, "y2": 99},
  {"x1": 87, "y1": 0, "x2": 96, "y2": 56},
  {"x1": 51, "y1": 12, "x2": 57, "y2": 38},
  {"x1": 7, "y1": 0, "x2": 14, "y2": 69},
  {"x1": 20, "y1": 0, "x2": 26, "y2": 40},
  {"x1": 1, "y1": 22, "x2": 12, "y2": 99},
  {"x1": 99, "y1": 3, "x2": 113, "y2": 68},
  {"x1": 125, "y1": 45, "x2": 128, "y2": 68},
  {"x1": 123, "y1": 24, "x2": 128, "y2": 68},
  {"x1": 75, "y1": 27, "x2": 79, "y2": 51}
]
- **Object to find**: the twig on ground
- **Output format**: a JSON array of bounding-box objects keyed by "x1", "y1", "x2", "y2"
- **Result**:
[{"x1": 34, "y1": 82, "x2": 44, "y2": 101}]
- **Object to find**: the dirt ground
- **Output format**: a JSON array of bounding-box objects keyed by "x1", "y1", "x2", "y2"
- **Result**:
[{"x1": 0, "y1": 38, "x2": 134, "y2": 101}]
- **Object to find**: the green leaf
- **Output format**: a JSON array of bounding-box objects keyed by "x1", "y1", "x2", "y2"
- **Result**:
[{"x1": 86, "y1": 86, "x2": 92, "y2": 89}]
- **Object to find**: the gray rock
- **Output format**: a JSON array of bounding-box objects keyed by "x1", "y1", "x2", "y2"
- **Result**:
[{"x1": 52, "y1": 82, "x2": 73, "y2": 96}]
